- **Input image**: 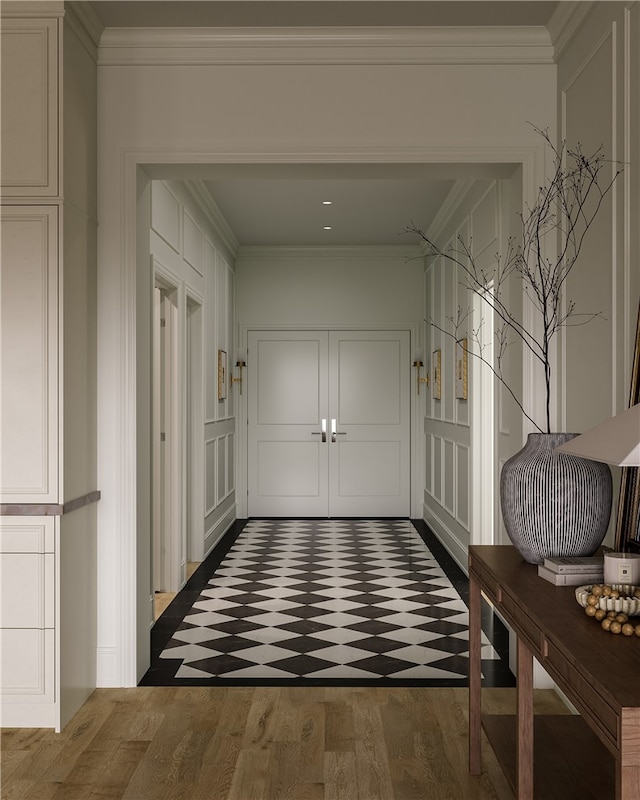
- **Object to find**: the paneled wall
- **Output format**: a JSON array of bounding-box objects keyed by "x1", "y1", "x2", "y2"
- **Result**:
[
  {"x1": 1, "y1": 2, "x2": 99, "y2": 730},
  {"x1": 150, "y1": 180, "x2": 236, "y2": 570},
  {"x1": 423, "y1": 179, "x2": 521, "y2": 567},
  {"x1": 558, "y1": 4, "x2": 639, "y2": 450}
]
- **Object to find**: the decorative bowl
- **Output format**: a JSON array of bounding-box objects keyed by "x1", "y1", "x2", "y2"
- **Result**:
[{"x1": 575, "y1": 584, "x2": 640, "y2": 617}]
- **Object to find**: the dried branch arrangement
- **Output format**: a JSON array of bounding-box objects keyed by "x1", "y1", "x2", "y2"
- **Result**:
[{"x1": 407, "y1": 125, "x2": 622, "y2": 433}]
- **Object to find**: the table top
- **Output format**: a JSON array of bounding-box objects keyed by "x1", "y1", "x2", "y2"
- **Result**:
[{"x1": 469, "y1": 545, "x2": 640, "y2": 711}]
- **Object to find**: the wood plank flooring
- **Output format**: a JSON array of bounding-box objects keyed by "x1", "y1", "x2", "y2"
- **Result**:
[{"x1": 1, "y1": 687, "x2": 569, "y2": 799}]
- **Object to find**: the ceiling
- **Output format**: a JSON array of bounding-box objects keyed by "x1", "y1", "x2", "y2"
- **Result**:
[{"x1": 90, "y1": 1, "x2": 556, "y2": 248}]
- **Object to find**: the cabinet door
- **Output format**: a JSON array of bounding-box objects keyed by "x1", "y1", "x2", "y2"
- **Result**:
[
  {"x1": 0, "y1": 517, "x2": 56, "y2": 728},
  {"x1": 0, "y1": 207, "x2": 59, "y2": 503},
  {"x1": 0, "y1": 17, "x2": 59, "y2": 197}
]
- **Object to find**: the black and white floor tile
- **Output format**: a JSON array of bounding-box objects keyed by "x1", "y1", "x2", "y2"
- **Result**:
[{"x1": 140, "y1": 519, "x2": 514, "y2": 687}]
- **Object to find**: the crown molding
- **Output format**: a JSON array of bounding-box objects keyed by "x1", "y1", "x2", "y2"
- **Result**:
[
  {"x1": 183, "y1": 180, "x2": 240, "y2": 259},
  {"x1": 65, "y1": 2, "x2": 104, "y2": 61},
  {"x1": 425, "y1": 178, "x2": 478, "y2": 246},
  {"x1": 547, "y1": 1, "x2": 596, "y2": 61},
  {"x1": 236, "y1": 244, "x2": 422, "y2": 261},
  {"x1": 98, "y1": 25, "x2": 554, "y2": 67}
]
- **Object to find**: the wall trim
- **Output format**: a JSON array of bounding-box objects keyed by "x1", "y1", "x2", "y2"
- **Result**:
[
  {"x1": 65, "y1": 1, "x2": 104, "y2": 61},
  {"x1": 236, "y1": 244, "x2": 421, "y2": 261},
  {"x1": 547, "y1": 1, "x2": 596, "y2": 61},
  {"x1": 203, "y1": 504, "x2": 236, "y2": 558},
  {"x1": 98, "y1": 25, "x2": 554, "y2": 67},
  {"x1": 422, "y1": 505, "x2": 468, "y2": 574},
  {"x1": 95, "y1": 646, "x2": 118, "y2": 688},
  {"x1": 183, "y1": 180, "x2": 240, "y2": 258},
  {"x1": 425, "y1": 178, "x2": 477, "y2": 244}
]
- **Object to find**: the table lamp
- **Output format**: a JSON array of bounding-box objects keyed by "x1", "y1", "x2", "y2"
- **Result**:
[
  {"x1": 555, "y1": 402, "x2": 640, "y2": 467},
  {"x1": 556, "y1": 402, "x2": 640, "y2": 582}
]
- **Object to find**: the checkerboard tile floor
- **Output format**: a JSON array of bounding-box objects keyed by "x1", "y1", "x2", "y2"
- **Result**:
[{"x1": 141, "y1": 519, "x2": 514, "y2": 686}]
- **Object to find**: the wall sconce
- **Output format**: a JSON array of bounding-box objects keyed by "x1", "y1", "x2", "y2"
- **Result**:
[
  {"x1": 232, "y1": 360, "x2": 246, "y2": 394},
  {"x1": 413, "y1": 360, "x2": 430, "y2": 394}
]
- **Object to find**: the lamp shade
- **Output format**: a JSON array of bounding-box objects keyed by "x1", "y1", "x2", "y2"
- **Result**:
[{"x1": 555, "y1": 403, "x2": 640, "y2": 466}]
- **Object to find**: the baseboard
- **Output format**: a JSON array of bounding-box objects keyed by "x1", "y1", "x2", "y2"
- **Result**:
[
  {"x1": 96, "y1": 646, "x2": 119, "y2": 688},
  {"x1": 203, "y1": 506, "x2": 236, "y2": 559},
  {"x1": 422, "y1": 504, "x2": 469, "y2": 574},
  {"x1": 0, "y1": 701, "x2": 57, "y2": 730}
]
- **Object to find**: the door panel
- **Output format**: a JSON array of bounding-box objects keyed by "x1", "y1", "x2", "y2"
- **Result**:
[
  {"x1": 329, "y1": 331, "x2": 410, "y2": 516},
  {"x1": 248, "y1": 331, "x2": 329, "y2": 516},
  {"x1": 248, "y1": 329, "x2": 410, "y2": 517}
]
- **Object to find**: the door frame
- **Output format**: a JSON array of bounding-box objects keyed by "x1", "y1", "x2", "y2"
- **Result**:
[
  {"x1": 152, "y1": 270, "x2": 182, "y2": 595},
  {"x1": 236, "y1": 322, "x2": 422, "y2": 519},
  {"x1": 103, "y1": 144, "x2": 541, "y2": 686}
]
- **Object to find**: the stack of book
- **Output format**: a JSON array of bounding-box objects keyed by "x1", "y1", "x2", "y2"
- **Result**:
[{"x1": 537, "y1": 556, "x2": 605, "y2": 586}]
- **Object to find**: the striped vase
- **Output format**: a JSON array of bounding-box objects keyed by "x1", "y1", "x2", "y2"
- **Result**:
[{"x1": 500, "y1": 433, "x2": 613, "y2": 565}]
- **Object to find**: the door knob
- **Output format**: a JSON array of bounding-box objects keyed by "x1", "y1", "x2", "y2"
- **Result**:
[
  {"x1": 311, "y1": 418, "x2": 327, "y2": 442},
  {"x1": 331, "y1": 418, "x2": 346, "y2": 443}
]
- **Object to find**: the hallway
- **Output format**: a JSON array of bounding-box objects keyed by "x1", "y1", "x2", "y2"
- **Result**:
[{"x1": 141, "y1": 520, "x2": 513, "y2": 687}]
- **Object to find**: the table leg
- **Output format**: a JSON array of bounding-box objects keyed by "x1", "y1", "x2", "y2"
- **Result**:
[
  {"x1": 618, "y1": 708, "x2": 640, "y2": 799},
  {"x1": 516, "y1": 637, "x2": 534, "y2": 800},
  {"x1": 469, "y1": 570, "x2": 482, "y2": 775}
]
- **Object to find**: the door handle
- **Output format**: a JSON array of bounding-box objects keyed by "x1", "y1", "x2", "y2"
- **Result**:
[
  {"x1": 331, "y1": 418, "x2": 346, "y2": 443},
  {"x1": 311, "y1": 418, "x2": 327, "y2": 443}
]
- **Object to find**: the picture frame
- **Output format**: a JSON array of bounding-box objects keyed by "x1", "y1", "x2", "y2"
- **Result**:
[
  {"x1": 217, "y1": 349, "x2": 227, "y2": 401},
  {"x1": 614, "y1": 301, "x2": 640, "y2": 552},
  {"x1": 431, "y1": 349, "x2": 441, "y2": 400},
  {"x1": 455, "y1": 338, "x2": 468, "y2": 400}
]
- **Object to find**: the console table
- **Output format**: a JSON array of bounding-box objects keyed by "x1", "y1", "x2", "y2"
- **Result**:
[{"x1": 469, "y1": 545, "x2": 640, "y2": 800}]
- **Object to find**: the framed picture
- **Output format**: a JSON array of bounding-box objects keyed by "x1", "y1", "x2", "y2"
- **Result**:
[
  {"x1": 217, "y1": 349, "x2": 227, "y2": 401},
  {"x1": 615, "y1": 301, "x2": 640, "y2": 552},
  {"x1": 431, "y1": 349, "x2": 441, "y2": 400},
  {"x1": 455, "y1": 338, "x2": 468, "y2": 400}
]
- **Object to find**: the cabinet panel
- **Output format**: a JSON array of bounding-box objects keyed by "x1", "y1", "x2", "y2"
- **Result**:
[
  {"x1": 0, "y1": 18, "x2": 59, "y2": 196},
  {"x1": 0, "y1": 207, "x2": 59, "y2": 502},
  {"x1": 0, "y1": 629, "x2": 54, "y2": 700},
  {"x1": 0, "y1": 553, "x2": 55, "y2": 629},
  {"x1": 0, "y1": 517, "x2": 54, "y2": 553}
]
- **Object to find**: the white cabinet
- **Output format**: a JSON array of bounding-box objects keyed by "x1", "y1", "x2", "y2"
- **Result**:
[
  {"x1": 0, "y1": 16, "x2": 60, "y2": 196},
  {"x1": 0, "y1": 2, "x2": 97, "y2": 731},
  {"x1": 0, "y1": 207, "x2": 60, "y2": 503},
  {"x1": 0, "y1": 518, "x2": 57, "y2": 728}
]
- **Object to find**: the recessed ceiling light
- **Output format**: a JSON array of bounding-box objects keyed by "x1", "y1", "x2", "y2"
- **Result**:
[
  {"x1": 322, "y1": 200, "x2": 332, "y2": 205},
  {"x1": 324, "y1": 226, "x2": 332, "y2": 230}
]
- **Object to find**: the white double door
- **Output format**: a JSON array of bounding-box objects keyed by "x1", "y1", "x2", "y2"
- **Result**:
[{"x1": 248, "y1": 330, "x2": 410, "y2": 517}]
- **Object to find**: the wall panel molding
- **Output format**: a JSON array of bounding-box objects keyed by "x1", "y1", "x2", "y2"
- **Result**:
[{"x1": 98, "y1": 25, "x2": 554, "y2": 67}]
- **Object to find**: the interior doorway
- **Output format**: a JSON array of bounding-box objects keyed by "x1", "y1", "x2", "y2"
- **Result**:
[{"x1": 248, "y1": 329, "x2": 411, "y2": 517}]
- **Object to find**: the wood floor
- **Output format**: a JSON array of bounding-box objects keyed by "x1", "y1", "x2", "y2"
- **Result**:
[
  {"x1": 154, "y1": 562, "x2": 201, "y2": 620},
  {"x1": 1, "y1": 687, "x2": 569, "y2": 799}
]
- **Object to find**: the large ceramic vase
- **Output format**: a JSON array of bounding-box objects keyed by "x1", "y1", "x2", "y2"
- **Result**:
[{"x1": 500, "y1": 433, "x2": 612, "y2": 565}]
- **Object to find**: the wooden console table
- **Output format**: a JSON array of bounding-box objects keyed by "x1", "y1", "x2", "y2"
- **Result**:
[{"x1": 469, "y1": 545, "x2": 640, "y2": 800}]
